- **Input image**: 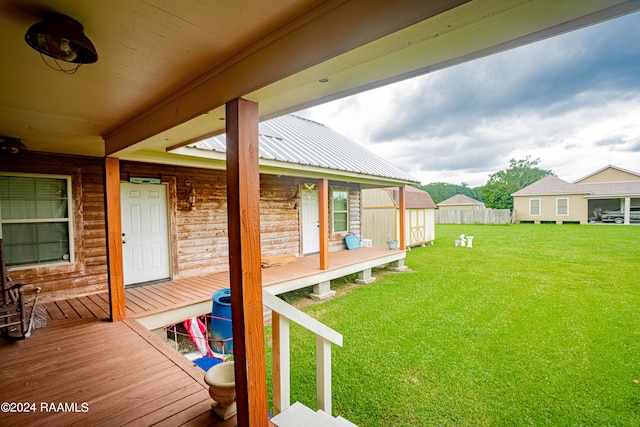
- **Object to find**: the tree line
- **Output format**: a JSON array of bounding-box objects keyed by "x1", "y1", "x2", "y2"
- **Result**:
[{"x1": 416, "y1": 156, "x2": 554, "y2": 210}]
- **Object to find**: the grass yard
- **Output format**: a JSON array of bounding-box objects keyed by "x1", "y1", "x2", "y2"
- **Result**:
[{"x1": 266, "y1": 224, "x2": 640, "y2": 426}]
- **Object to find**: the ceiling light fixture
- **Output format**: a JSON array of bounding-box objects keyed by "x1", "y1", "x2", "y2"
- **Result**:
[
  {"x1": 0, "y1": 137, "x2": 28, "y2": 155},
  {"x1": 25, "y1": 12, "x2": 98, "y2": 74}
]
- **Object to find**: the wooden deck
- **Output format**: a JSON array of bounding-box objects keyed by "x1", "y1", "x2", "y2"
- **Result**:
[
  {"x1": 0, "y1": 317, "x2": 240, "y2": 427},
  {"x1": 44, "y1": 246, "x2": 405, "y2": 329},
  {"x1": 3, "y1": 247, "x2": 402, "y2": 426}
]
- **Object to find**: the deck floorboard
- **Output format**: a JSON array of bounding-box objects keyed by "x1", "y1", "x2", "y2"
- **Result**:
[
  {"x1": 0, "y1": 318, "x2": 228, "y2": 427},
  {"x1": 1, "y1": 248, "x2": 400, "y2": 426},
  {"x1": 37, "y1": 247, "x2": 404, "y2": 325},
  {"x1": 133, "y1": 247, "x2": 401, "y2": 321}
]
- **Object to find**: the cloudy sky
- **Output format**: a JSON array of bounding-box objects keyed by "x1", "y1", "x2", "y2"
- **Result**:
[{"x1": 297, "y1": 11, "x2": 640, "y2": 187}]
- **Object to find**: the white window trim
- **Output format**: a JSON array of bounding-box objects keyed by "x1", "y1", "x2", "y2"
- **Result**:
[
  {"x1": 556, "y1": 198, "x2": 569, "y2": 216},
  {"x1": 0, "y1": 172, "x2": 75, "y2": 268},
  {"x1": 529, "y1": 198, "x2": 541, "y2": 216},
  {"x1": 331, "y1": 188, "x2": 349, "y2": 234}
]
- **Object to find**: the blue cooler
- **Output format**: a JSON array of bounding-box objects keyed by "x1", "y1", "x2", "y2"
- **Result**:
[
  {"x1": 211, "y1": 288, "x2": 233, "y2": 354},
  {"x1": 344, "y1": 232, "x2": 361, "y2": 250}
]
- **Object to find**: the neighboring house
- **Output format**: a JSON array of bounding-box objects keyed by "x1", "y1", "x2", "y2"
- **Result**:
[
  {"x1": 512, "y1": 165, "x2": 640, "y2": 224},
  {"x1": 1, "y1": 114, "x2": 417, "y2": 301},
  {"x1": 361, "y1": 186, "x2": 436, "y2": 248},
  {"x1": 437, "y1": 194, "x2": 485, "y2": 210}
]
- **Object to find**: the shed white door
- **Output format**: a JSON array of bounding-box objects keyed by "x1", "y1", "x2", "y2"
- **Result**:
[
  {"x1": 121, "y1": 183, "x2": 170, "y2": 286},
  {"x1": 301, "y1": 189, "x2": 320, "y2": 255}
]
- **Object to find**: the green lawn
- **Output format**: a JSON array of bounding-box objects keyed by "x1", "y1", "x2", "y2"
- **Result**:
[{"x1": 266, "y1": 224, "x2": 640, "y2": 426}]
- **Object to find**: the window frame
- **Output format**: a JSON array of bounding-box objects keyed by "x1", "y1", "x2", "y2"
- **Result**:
[
  {"x1": 529, "y1": 198, "x2": 541, "y2": 216},
  {"x1": 331, "y1": 188, "x2": 349, "y2": 234},
  {"x1": 556, "y1": 197, "x2": 569, "y2": 216},
  {"x1": 0, "y1": 172, "x2": 75, "y2": 268}
]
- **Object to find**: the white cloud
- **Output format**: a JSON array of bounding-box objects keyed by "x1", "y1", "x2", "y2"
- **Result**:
[{"x1": 298, "y1": 11, "x2": 640, "y2": 187}]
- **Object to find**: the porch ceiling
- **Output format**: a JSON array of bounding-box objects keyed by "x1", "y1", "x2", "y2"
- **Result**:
[{"x1": 1, "y1": 0, "x2": 638, "y2": 161}]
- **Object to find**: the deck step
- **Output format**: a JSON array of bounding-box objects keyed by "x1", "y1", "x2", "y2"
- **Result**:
[
  {"x1": 336, "y1": 415, "x2": 359, "y2": 427},
  {"x1": 271, "y1": 402, "x2": 358, "y2": 427}
]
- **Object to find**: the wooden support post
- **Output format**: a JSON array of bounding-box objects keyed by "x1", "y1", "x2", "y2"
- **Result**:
[
  {"x1": 398, "y1": 185, "x2": 407, "y2": 250},
  {"x1": 318, "y1": 178, "x2": 329, "y2": 270},
  {"x1": 226, "y1": 98, "x2": 269, "y2": 427},
  {"x1": 272, "y1": 311, "x2": 290, "y2": 416},
  {"x1": 104, "y1": 157, "x2": 126, "y2": 322}
]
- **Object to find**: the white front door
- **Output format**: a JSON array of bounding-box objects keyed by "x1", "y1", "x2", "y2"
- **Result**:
[
  {"x1": 121, "y1": 183, "x2": 170, "y2": 286},
  {"x1": 301, "y1": 189, "x2": 320, "y2": 255}
]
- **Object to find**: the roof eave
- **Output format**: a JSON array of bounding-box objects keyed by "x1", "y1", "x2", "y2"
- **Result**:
[
  {"x1": 584, "y1": 193, "x2": 640, "y2": 198},
  {"x1": 512, "y1": 191, "x2": 592, "y2": 197},
  {"x1": 259, "y1": 159, "x2": 418, "y2": 186},
  {"x1": 165, "y1": 146, "x2": 417, "y2": 186}
]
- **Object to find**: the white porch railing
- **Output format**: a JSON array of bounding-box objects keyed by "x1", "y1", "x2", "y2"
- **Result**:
[{"x1": 262, "y1": 289, "x2": 343, "y2": 416}]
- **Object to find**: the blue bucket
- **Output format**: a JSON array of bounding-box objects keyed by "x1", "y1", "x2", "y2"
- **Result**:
[
  {"x1": 211, "y1": 288, "x2": 233, "y2": 354},
  {"x1": 344, "y1": 232, "x2": 361, "y2": 250}
]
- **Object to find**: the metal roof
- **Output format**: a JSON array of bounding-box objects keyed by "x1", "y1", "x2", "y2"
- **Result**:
[{"x1": 190, "y1": 115, "x2": 418, "y2": 183}]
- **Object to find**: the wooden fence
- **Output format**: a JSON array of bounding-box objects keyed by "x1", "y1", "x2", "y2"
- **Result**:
[{"x1": 436, "y1": 208, "x2": 511, "y2": 225}]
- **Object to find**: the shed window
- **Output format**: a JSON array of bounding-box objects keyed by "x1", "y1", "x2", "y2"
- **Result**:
[
  {"x1": 529, "y1": 198, "x2": 541, "y2": 216},
  {"x1": 556, "y1": 198, "x2": 569, "y2": 216},
  {"x1": 0, "y1": 174, "x2": 73, "y2": 267},
  {"x1": 332, "y1": 190, "x2": 349, "y2": 233}
]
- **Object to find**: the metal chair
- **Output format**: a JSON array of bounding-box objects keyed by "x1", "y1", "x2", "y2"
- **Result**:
[{"x1": 0, "y1": 239, "x2": 27, "y2": 340}]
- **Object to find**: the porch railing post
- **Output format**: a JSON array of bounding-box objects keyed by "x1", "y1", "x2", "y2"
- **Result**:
[
  {"x1": 316, "y1": 335, "x2": 332, "y2": 415},
  {"x1": 272, "y1": 311, "x2": 291, "y2": 415},
  {"x1": 263, "y1": 290, "x2": 342, "y2": 417}
]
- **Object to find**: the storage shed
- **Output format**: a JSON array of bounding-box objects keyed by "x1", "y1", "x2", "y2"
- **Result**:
[{"x1": 361, "y1": 186, "x2": 436, "y2": 249}]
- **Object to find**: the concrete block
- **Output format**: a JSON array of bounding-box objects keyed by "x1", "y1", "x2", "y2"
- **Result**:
[
  {"x1": 310, "y1": 281, "x2": 336, "y2": 300},
  {"x1": 355, "y1": 268, "x2": 376, "y2": 284},
  {"x1": 387, "y1": 258, "x2": 408, "y2": 272}
]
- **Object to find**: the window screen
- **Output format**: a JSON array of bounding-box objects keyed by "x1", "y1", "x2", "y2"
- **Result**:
[
  {"x1": 0, "y1": 175, "x2": 72, "y2": 266},
  {"x1": 332, "y1": 190, "x2": 349, "y2": 233},
  {"x1": 557, "y1": 198, "x2": 568, "y2": 215},
  {"x1": 529, "y1": 199, "x2": 540, "y2": 216}
]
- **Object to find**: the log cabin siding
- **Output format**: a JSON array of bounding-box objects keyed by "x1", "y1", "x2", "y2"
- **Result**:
[
  {"x1": 121, "y1": 161, "x2": 232, "y2": 279},
  {"x1": 1, "y1": 154, "x2": 365, "y2": 301},
  {"x1": 0, "y1": 153, "x2": 108, "y2": 302},
  {"x1": 348, "y1": 189, "x2": 361, "y2": 237},
  {"x1": 259, "y1": 175, "x2": 300, "y2": 257},
  {"x1": 119, "y1": 164, "x2": 306, "y2": 277}
]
